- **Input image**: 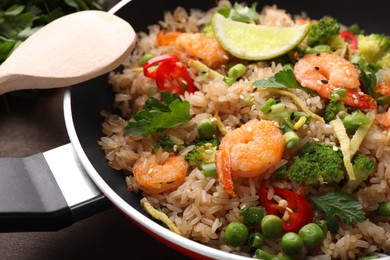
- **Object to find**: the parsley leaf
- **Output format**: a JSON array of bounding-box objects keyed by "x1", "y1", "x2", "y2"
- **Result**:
[
  {"x1": 253, "y1": 70, "x2": 301, "y2": 89},
  {"x1": 228, "y1": 2, "x2": 260, "y2": 24},
  {"x1": 125, "y1": 92, "x2": 191, "y2": 136},
  {"x1": 310, "y1": 192, "x2": 366, "y2": 233}
]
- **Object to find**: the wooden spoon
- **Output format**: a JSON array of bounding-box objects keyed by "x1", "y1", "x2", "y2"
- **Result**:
[{"x1": 0, "y1": 10, "x2": 136, "y2": 95}]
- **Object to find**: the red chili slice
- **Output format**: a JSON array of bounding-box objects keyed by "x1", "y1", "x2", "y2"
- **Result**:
[
  {"x1": 340, "y1": 31, "x2": 358, "y2": 50},
  {"x1": 259, "y1": 186, "x2": 314, "y2": 233},
  {"x1": 142, "y1": 54, "x2": 196, "y2": 95}
]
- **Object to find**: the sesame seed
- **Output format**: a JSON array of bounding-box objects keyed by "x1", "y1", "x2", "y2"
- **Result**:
[
  {"x1": 352, "y1": 94, "x2": 357, "y2": 99},
  {"x1": 317, "y1": 80, "x2": 323, "y2": 85},
  {"x1": 282, "y1": 211, "x2": 290, "y2": 222},
  {"x1": 314, "y1": 66, "x2": 319, "y2": 70},
  {"x1": 246, "y1": 126, "x2": 252, "y2": 132},
  {"x1": 316, "y1": 53, "x2": 321, "y2": 56},
  {"x1": 332, "y1": 146, "x2": 339, "y2": 151},
  {"x1": 321, "y1": 79, "x2": 329, "y2": 84},
  {"x1": 346, "y1": 69, "x2": 351, "y2": 76},
  {"x1": 354, "y1": 99, "x2": 359, "y2": 105},
  {"x1": 301, "y1": 82, "x2": 306, "y2": 87},
  {"x1": 358, "y1": 91, "x2": 365, "y2": 96}
]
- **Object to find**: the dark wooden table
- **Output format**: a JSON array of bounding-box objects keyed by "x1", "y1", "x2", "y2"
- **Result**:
[{"x1": 0, "y1": 89, "x2": 187, "y2": 260}]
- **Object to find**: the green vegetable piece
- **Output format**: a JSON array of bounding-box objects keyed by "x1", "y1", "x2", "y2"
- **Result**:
[
  {"x1": 271, "y1": 164, "x2": 288, "y2": 180},
  {"x1": 282, "y1": 63, "x2": 294, "y2": 71},
  {"x1": 307, "y1": 17, "x2": 340, "y2": 47},
  {"x1": 323, "y1": 100, "x2": 347, "y2": 123},
  {"x1": 228, "y1": 63, "x2": 246, "y2": 80},
  {"x1": 153, "y1": 136, "x2": 181, "y2": 153},
  {"x1": 357, "y1": 256, "x2": 379, "y2": 260},
  {"x1": 139, "y1": 54, "x2": 154, "y2": 66},
  {"x1": 261, "y1": 215, "x2": 283, "y2": 238},
  {"x1": 330, "y1": 88, "x2": 347, "y2": 101},
  {"x1": 358, "y1": 33, "x2": 390, "y2": 69},
  {"x1": 377, "y1": 202, "x2": 390, "y2": 217},
  {"x1": 197, "y1": 118, "x2": 217, "y2": 139},
  {"x1": 298, "y1": 223, "x2": 324, "y2": 249},
  {"x1": 342, "y1": 110, "x2": 371, "y2": 135},
  {"x1": 304, "y1": 44, "x2": 332, "y2": 54},
  {"x1": 259, "y1": 98, "x2": 277, "y2": 113},
  {"x1": 239, "y1": 205, "x2": 265, "y2": 226},
  {"x1": 310, "y1": 192, "x2": 366, "y2": 233},
  {"x1": 201, "y1": 163, "x2": 217, "y2": 177},
  {"x1": 223, "y1": 76, "x2": 236, "y2": 86},
  {"x1": 342, "y1": 154, "x2": 375, "y2": 193},
  {"x1": 288, "y1": 143, "x2": 345, "y2": 185},
  {"x1": 224, "y1": 222, "x2": 249, "y2": 246},
  {"x1": 253, "y1": 70, "x2": 301, "y2": 90},
  {"x1": 229, "y1": 2, "x2": 260, "y2": 24},
  {"x1": 185, "y1": 139, "x2": 219, "y2": 169},
  {"x1": 270, "y1": 102, "x2": 286, "y2": 113},
  {"x1": 348, "y1": 24, "x2": 364, "y2": 35},
  {"x1": 317, "y1": 219, "x2": 328, "y2": 235},
  {"x1": 284, "y1": 131, "x2": 300, "y2": 149},
  {"x1": 255, "y1": 249, "x2": 275, "y2": 260},
  {"x1": 125, "y1": 92, "x2": 191, "y2": 136},
  {"x1": 281, "y1": 232, "x2": 304, "y2": 256},
  {"x1": 248, "y1": 232, "x2": 264, "y2": 250}
]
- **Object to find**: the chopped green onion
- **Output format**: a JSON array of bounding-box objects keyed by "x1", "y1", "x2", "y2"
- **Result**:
[
  {"x1": 342, "y1": 110, "x2": 371, "y2": 135},
  {"x1": 259, "y1": 98, "x2": 277, "y2": 113},
  {"x1": 270, "y1": 102, "x2": 286, "y2": 112},
  {"x1": 201, "y1": 163, "x2": 217, "y2": 177},
  {"x1": 284, "y1": 131, "x2": 300, "y2": 149},
  {"x1": 228, "y1": 63, "x2": 246, "y2": 80},
  {"x1": 304, "y1": 44, "x2": 332, "y2": 54},
  {"x1": 282, "y1": 63, "x2": 294, "y2": 71},
  {"x1": 139, "y1": 54, "x2": 154, "y2": 66},
  {"x1": 242, "y1": 93, "x2": 254, "y2": 105},
  {"x1": 223, "y1": 77, "x2": 236, "y2": 86},
  {"x1": 330, "y1": 88, "x2": 347, "y2": 101}
]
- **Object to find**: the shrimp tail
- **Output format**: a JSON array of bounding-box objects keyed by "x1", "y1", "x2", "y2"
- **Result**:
[
  {"x1": 345, "y1": 89, "x2": 377, "y2": 110},
  {"x1": 215, "y1": 149, "x2": 237, "y2": 197}
]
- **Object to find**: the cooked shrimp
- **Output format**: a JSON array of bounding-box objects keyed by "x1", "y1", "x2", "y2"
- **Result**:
[
  {"x1": 132, "y1": 153, "x2": 188, "y2": 194},
  {"x1": 294, "y1": 53, "x2": 377, "y2": 109},
  {"x1": 215, "y1": 120, "x2": 285, "y2": 197},
  {"x1": 375, "y1": 69, "x2": 390, "y2": 96},
  {"x1": 156, "y1": 31, "x2": 230, "y2": 69}
]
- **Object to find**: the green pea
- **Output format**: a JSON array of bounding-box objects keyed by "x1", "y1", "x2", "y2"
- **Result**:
[
  {"x1": 281, "y1": 232, "x2": 304, "y2": 256},
  {"x1": 224, "y1": 222, "x2": 249, "y2": 246},
  {"x1": 261, "y1": 215, "x2": 283, "y2": 238},
  {"x1": 139, "y1": 54, "x2": 154, "y2": 66},
  {"x1": 298, "y1": 223, "x2": 324, "y2": 249},
  {"x1": 239, "y1": 205, "x2": 264, "y2": 226},
  {"x1": 197, "y1": 118, "x2": 217, "y2": 139},
  {"x1": 377, "y1": 202, "x2": 390, "y2": 216},
  {"x1": 248, "y1": 232, "x2": 264, "y2": 250}
]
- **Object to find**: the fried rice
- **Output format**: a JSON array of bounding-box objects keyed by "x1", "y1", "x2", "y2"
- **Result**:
[{"x1": 98, "y1": 1, "x2": 390, "y2": 259}]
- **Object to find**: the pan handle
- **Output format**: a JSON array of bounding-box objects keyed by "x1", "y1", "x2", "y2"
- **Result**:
[{"x1": 0, "y1": 143, "x2": 110, "y2": 232}]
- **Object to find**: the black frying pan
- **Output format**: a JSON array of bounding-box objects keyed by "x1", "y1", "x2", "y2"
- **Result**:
[{"x1": 1, "y1": 0, "x2": 390, "y2": 259}]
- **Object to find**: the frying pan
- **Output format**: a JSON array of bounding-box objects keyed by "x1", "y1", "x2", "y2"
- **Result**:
[{"x1": 1, "y1": 0, "x2": 390, "y2": 259}]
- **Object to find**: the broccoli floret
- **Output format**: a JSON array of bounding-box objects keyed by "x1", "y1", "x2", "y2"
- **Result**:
[
  {"x1": 323, "y1": 100, "x2": 348, "y2": 123},
  {"x1": 342, "y1": 154, "x2": 375, "y2": 193},
  {"x1": 288, "y1": 143, "x2": 345, "y2": 185},
  {"x1": 153, "y1": 136, "x2": 182, "y2": 153},
  {"x1": 307, "y1": 17, "x2": 340, "y2": 47},
  {"x1": 185, "y1": 139, "x2": 219, "y2": 168},
  {"x1": 358, "y1": 33, "x2": 390, "y2": 69}
]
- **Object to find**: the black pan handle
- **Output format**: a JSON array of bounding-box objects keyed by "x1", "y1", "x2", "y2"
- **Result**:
[{"x1": 0, "y1": 143, "x2": 110, "y2": 232}]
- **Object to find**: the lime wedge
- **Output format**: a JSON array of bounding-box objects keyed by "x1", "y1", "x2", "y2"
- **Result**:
[{"x1": 212, "y1": 13, "x2": 311, "y2": 60}]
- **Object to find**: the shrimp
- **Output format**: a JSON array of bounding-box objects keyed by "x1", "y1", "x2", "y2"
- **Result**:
[
  {"x1": 156, "y1": 31, "x2": 230, "y2": 69},
  {"x1": 375, "y1": 69, "x2": 390, "y2": 96},
  {"x1": 294, "y1": 53, "x2": 377, "y2": 109},
  {"x1": 215, "y1": 120, "x2": 285, "y2": 197},
  {"x1": 132, "y1": 153, "x2": 188, "y2": 194}
]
